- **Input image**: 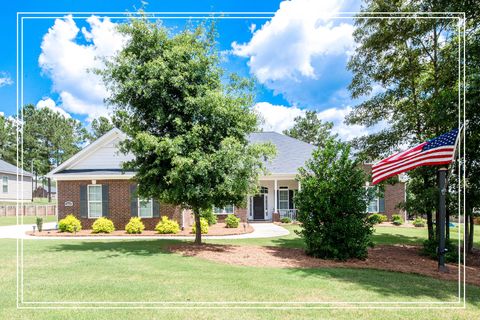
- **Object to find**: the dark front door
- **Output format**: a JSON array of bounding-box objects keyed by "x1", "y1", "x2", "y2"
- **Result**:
[{"x1": 253, "y1": 195, "x2": 265, "y2": 220}]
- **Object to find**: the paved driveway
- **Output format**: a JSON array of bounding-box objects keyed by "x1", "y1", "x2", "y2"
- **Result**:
[{"x1": 0, "y1": 222, "x2": 289, "y2": 240}]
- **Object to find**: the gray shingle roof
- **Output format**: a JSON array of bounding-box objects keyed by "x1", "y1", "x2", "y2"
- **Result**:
[
  {"x1": 248, "y1": 132, "x2": 315, "y2": 174},
  {"x1": 0, "y1": 159, "x2": 33, "y2": 176}
]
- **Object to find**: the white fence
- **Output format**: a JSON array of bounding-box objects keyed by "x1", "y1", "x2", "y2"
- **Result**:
[
  {"x1": 279, "y1": 209, "x2": 297, "y2": 221},
  {"x1": 0, "y1": 204, "x2": 57, "y2": 217}
]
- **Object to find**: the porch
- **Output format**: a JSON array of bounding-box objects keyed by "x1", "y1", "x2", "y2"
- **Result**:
[{"x1": 247, "y1": 176, "x2": 300, "y2": 222}]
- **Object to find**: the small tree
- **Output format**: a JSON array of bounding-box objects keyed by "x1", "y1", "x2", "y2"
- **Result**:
[
  {"x1": 295, "y1": 139, "x2": 373, "y2": 260},
  {"x1": 99, "y1": 18, "x2": 274, "y2": 244}
]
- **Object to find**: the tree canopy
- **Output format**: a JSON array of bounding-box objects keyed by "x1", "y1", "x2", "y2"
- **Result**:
[
  {"x1": 90, "y1": 116, "x2": 114, "y2": 140},
  {"x1": 98, "y1": 18, "x2": 275, "y2": 243},
  {"x1": 283, "y1": 111, "x2": 337, "y2": 147}
]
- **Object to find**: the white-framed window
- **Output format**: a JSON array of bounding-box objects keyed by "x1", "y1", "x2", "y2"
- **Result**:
[
  {"x1": 138, "y1": 198, "x2": 153, "y2": 218},
  {"x1": 279, "y1": 187, "x2": 289, "y2": 210},
  {"x1": 2, "y1": 176, "x2": 8, "y2": 193},
  {"x1": 87, "y1": 185, "x2": 103, "y2": 218},
  {"x1": 366, "y1": 186, "x2": 385, "y2": 213},
  {"x1": 214, "y1": 205, "x2": 234, "y2": 214}
]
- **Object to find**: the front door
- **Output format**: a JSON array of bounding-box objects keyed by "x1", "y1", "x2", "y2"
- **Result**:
[{"x1": 253, "y1": 195, "x2": 265, "y2": 220}]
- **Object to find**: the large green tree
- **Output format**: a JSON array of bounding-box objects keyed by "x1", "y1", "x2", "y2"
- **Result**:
[
  {"x1": 346, "y1": 0, "x2": 479, "y2": 246},
  {"x1": 283, "y1": 111, "x2": 337, "y2": 147},
  {"x1": 99, "y1": 18, "x2": 274, "y2": 244},
  {"x1": 22, "y1": 105, "x2": 89, "y2": 176},
  {"x1": 0, "y1": 114, "x2": 16, "y2": 164},
  {"x1": 90, "y1": 116, "x2": 114, "y2": 140}
]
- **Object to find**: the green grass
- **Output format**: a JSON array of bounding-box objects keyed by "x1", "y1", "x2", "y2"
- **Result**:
[
  {"x1": 0, "y1": 215, "x2": 57, "y2": 227},
  {"x1": 0, "y1": 224, "x2": 478, "y2": 319}
]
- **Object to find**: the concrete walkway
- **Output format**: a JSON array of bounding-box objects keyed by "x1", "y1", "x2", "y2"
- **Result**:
[{"x1": 0, "y1": 222, "x2": 289, "y2": 240}]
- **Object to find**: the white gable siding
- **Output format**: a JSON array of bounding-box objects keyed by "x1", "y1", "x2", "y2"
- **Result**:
[
  {"x1": 0, "y1": 173, "x2": 33, "y2": 202},
  {"x1": 70, "y1": 136, "x2": 134, "y2": 170}
]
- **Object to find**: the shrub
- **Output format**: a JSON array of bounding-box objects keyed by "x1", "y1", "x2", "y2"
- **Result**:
[
  {"x1": 421, "y1": 238, "x2": 459, "y2": 263},
  {"x1": 192, "y1": 217, "x2": 209, "y2": 234},
  {"x1": 125, "y1": 217, "x2": 145, "y2": 234},
  {"x1": 200, "y1": 208, "x2": 217, "y2": 225},
  {"x1": 155, "y1": 216, "x2": 180, "y2": 234},
  {"x1": 367, "y1": 213, "x2": 387, "y2": 225},
  {"x1": 36, "y1": 216, "x2": 43, "y2": 232},
  {"x1": 295, "y1": 140, "x2": 374, "y2": 260},
  {"x1": 58, "y1": 215, "x2": 82, "y2": 233},
  {"x1": 280, "y1": 217, "x2": 292, "y2": 224},
  {"x1": 392, "y1": 214, "x2": 403, "y2": 226},
  {"x1": 225, "y1": 214, "x2": 240, "y2": 228},
  {"x1": 413, "y1": 217, "x2": 426, "y2": 227},
  {"x1": 92, "y1": 217, "x2": 115, "y2": 234}
]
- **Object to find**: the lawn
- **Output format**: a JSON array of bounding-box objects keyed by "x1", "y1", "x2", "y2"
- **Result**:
[
  {"x1": 0, "y1": 224, "x2": 479, "y2": 319},
  {"x1": 0, "y1": 215, "x2": 57, "y2": 227}
]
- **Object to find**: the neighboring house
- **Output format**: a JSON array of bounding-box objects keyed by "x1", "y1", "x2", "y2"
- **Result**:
[
  {"x1": 0, "y1": 159, "x2": 33, "y2": 202},
  {"x1": 47, "y1": 129, "x2": 405, "y2": 229},
  {"x1": 33, "y1": 185, "x2": 57, "y2": 199}
]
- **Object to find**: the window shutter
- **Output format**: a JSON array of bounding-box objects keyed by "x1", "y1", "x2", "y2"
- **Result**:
[
  {"x1": 288, "y1": 190, "x2": 294, "y2": 210},
  {"x1": 102, "y1": 185, "x2": 109, "y2": 217},
  {"x1": 276, "y1": 190, "x2": 279, "y2": 211},
  {"x1": 130, "y1": 184, "x2": 138, "y2": 217},
  {"x1": 153, "y1": 200, "x2": 160, "y2": 217},
  {"x1": 379, "y1": 197, "x2": 385, "y2": 213},
  {"x1": 80, "y1": 185, "x2": 87, "y2": 218}
]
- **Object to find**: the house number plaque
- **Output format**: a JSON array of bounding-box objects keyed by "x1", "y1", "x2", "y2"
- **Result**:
[{"x1": 64, "y1": 201, "x2": 73, "y2": 207}]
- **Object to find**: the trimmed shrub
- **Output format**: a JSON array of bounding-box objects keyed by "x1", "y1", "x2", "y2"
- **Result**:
[
  {"x1": 392, "y1": 214, "x2": 403, "y2": 226},
  {"x1": 200, "y1": 208, "x2": 217, "y2": 225},
  {"x1": 225, "y1": 214, "x2": 240, "y2": 228},
  {"x1": 58, "y1": 215, "x2": 82, "y2": 233},
  {"x1": 92, "y1": 217, "x2": 115, "y2": 234},
  {"x1": 192, "y1": 217, "x2": 209, "y2": 234},
  {"x1": 125, "y1": 217, "x2": 145, "y2": 234},
  {"x1": 280, "y1": 217, "x2": 292, "y2": 224},
  {"x1": 155, "y1": 216, "x2": 180, "y2": 234},
  {"x1": 36, "y1": 216, "x2": 43, "y2": 232},
  {"x1": 367, "y1": 213, "x2": 387, "y2": 225},
  {"x1": 421, "y1": 238, "x2": 459, "y2": 263},
  {"x1": 413, "y1": 217, "x2": 426, "y2": 227}
]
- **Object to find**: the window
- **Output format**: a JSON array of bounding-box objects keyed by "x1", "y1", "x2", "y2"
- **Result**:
[
  {"x1": 87, "y1": 185, "x2": 102, "y2": 218},
  {"x1": 366, "y1": 186, "x2": 385, "y2": 213},
  {"x1": 2, "y1": 176, "x2": 8, "y2": 193},
  {"x1": 214, "y1": 205, "x2": 234, "y2": 214},
  {"x1": 138, "y1": 199, "x2": 153, "y2": 218},
  {"x1": 279, "y1": 188, "x2": 289, "y2": 210}
]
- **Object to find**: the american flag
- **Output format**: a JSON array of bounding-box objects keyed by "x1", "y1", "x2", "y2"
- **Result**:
[{"x1": 372, "y1": 128, "x2": 460, "y2": 185}]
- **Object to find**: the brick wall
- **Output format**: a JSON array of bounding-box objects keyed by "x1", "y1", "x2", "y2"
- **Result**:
[{"x1": 57, "y1": 179, "x2": 183, "y2": 230}]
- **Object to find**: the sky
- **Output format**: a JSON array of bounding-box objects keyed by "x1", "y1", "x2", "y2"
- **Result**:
[{"x1": 0, "y1": 0, "x2": 385, "y2": 141}]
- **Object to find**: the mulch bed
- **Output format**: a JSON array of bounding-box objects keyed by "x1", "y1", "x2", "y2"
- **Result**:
[
  {"x1": 168, "y1": 243, "x2": 480, "y2": 286},
  {"x1": 27, "y1": 223, "x2": 254, "y2": 237}
]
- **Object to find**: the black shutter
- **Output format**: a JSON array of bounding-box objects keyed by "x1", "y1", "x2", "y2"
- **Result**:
[
  {"x1": 276, "y1": 190, "x2": 279, "y2": 211},
  {"x1": 102, "y1": 185, "x2": 109, "y2": 217},
  {"x1": 153, "y1": 200, "x2": 160, "y2": 217},
  {"x1": 379, "y1": 197, "x2": 385, "y2": 213},
  {"x1": 80, "y1": 185, "x2": 87, "y2": 218},
  {"x1": 288, "y1": 190, "x2": 294, "y2": 210},
  {"x1": 130, "y1": 184, "x2": 138, "y2": 217}
]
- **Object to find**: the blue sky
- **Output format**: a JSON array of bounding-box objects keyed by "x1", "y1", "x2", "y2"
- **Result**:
[{"x1": 0, "y1": 0, "x2": 380, "y2": 141}]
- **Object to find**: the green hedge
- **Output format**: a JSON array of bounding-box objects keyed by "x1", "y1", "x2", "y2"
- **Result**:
[{"x1": 58, "y1": 215, "x2": 82, "y2": 233}]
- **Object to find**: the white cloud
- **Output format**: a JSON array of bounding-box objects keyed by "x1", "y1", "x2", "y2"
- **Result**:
[
  {"x1": 232, "y1": 0, "x2": 355, "y2": 83},
  {"x1": 0, "y1": 72, "x2": 13, "y2": 87},
  {"x1": 36, "y1": 98, "x2": 71, "y2": 118},
  {"x1": 253, "y1": 102, "x2": 305, "y2": 133},
  {"x1": 39, "y1": 15, "x2": 125, "y2": 121},
  {"x1": 254, "y1": 102, "x2": 387, "y2": 142}
]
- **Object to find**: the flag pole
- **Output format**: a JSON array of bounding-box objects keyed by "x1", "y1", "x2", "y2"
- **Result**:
[{"x1": 438, "y1": 167, "x2": 448, "y2": 273}]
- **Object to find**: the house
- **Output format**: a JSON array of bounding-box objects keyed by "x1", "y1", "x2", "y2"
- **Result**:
[
  {"x1": 0, "y1": 159, "x2": 33, "y2": 202},
  {"x1": 47, "y1": 129, "x2": 405, "y2": 229},
  {"x1": 33, "y1": 185, "x2": 57, "y2": 199}
]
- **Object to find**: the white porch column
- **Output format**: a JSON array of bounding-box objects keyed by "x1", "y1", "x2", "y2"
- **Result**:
[
  {"x1": 274, "y1": 179, "x2": 278, "y2": 213},
  {"x1": 298, "y1": 180, "x2": 301, "y2": 191}
]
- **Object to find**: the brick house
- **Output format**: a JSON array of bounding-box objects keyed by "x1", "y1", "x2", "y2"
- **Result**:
[{"x1": 47, "y1": 129, "x2": 405, "y2": 229}]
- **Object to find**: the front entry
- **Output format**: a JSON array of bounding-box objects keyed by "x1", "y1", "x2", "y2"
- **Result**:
[{"x1": 253, "y1": 195, "x2": 265, "y2": 220}]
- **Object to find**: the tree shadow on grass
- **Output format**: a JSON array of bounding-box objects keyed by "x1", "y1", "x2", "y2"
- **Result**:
[
  {"x1": 372, "y1": 233, "x2": 425, "y2": 245},
  {"x1": 49, "y1": 239, "x2": 188, "y2": 258}
]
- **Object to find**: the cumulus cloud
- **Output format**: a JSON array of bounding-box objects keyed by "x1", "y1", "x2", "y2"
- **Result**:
[
  {"x1": 254, "y1": 102, "x2": 386, "y2": 142},
  {"x1": 0, "y1": 72, "x2": 13, "y2": 87},
  {"x1": 38, "y1": 15, "x2": 125, "y2": 121},
  {"x1": 36, "y1": 98, "x2": 71, "y2": 118}
]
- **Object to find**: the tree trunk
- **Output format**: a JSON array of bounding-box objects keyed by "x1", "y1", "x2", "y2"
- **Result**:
[
  {"x1": 194, "y1": 209, "x2": 202, "y2": 245},
  {"x1": 446, "y1": 205, "x2": 450, "y2": 240},
  {"x1": 468, "y1": 211, "x2": 474, "y2": 254},
  {"x1": 424, "y1": 176, "x2": 434, "y2": 240},
  {"x1": 465, "y1": 208, "x2": 469, "y2": 257}
]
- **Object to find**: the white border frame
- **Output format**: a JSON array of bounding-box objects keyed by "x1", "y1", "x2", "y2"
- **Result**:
[{"x1": 15, "y1": 11, "x2": 466, "y2": 310}]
